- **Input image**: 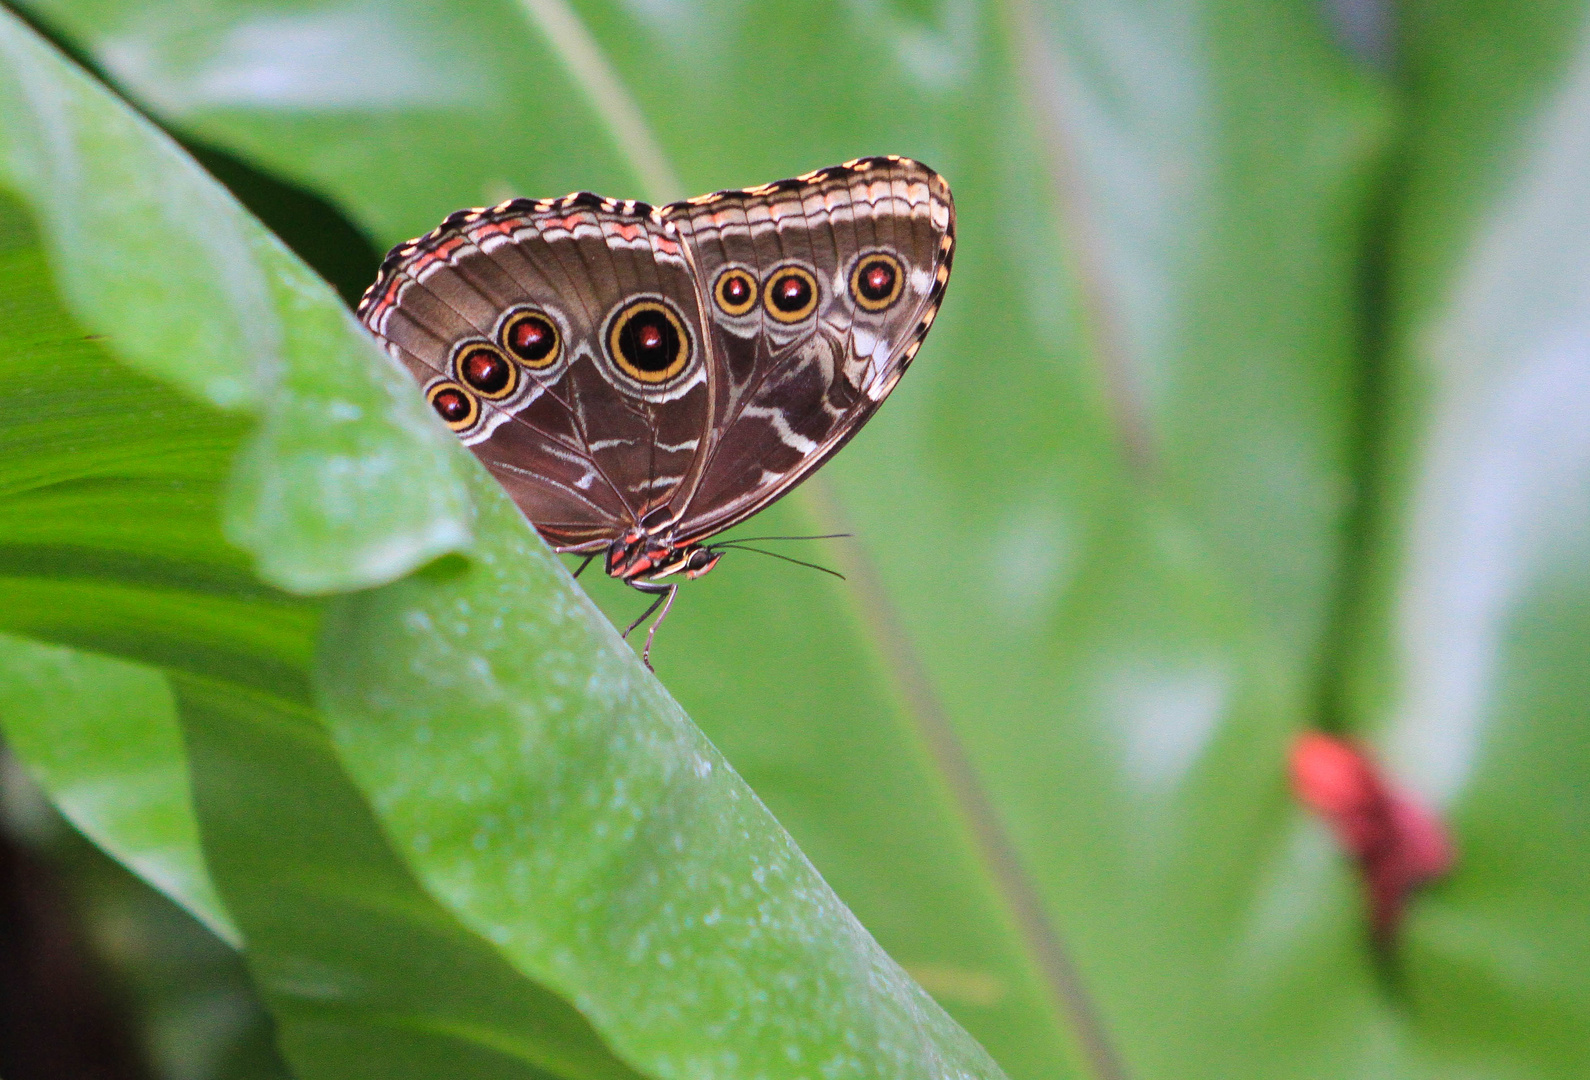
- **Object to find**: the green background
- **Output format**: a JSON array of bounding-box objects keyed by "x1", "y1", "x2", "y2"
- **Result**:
[{"x1": 0, "y1": 1, "x2": 1587, "y2": 1078}]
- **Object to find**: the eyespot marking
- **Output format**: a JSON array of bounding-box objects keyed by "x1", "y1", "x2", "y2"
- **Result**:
[
  {"x1": 453, "y1": 341, "x2": 517, "y2": 399},
  {"x1": 850, "y1": 251, "x2": 904, "y2": 312},
  {"x1": 500, "y1": 308, "x2": 561, "y2": 369},
  {"x1": 428, "y1": 382, "x2": 478, "y2": 431},
  {"x1": 607, "y1": 298, "x2": 692, "y2": 384},
  {"x1": 764, "y1": 265, "x2": 819, "y2": 323},
  {"x1": 714, "y1": 267, "x2": 757, "y2": 316}
]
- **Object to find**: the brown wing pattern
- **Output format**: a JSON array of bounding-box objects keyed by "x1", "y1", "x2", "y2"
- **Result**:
[
  {"x1": 358, "y1": 157, "x2": 953, "y2": 556},
  {"x1": 660, "y1": 156, "x2": 955, "y2": 543},
  {"x1": 358, "y1": 194, "x2": 714, "y2": 550}
]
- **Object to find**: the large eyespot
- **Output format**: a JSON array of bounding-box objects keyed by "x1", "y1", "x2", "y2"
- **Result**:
[
  {"x1": 427, "y1": 381, "x2": 478, "y2": 431},
  {"x1": 763, "y1": 265, "x2": 819, "y2": 323},
  {"x1": 606, "y1": 298, "x2": 692, "y2": 384},
  {"x1": 850, "y1": 251, "x2": 904, "y2": 312},
  {"x1": 500, "y1": 308, "x2": 561, "y2": 369},
  {"x1": 713, "y1": 267, "x2": 757, "y2": 316},
  {"x1": 453, "y1": 341, "x2": 518, "y2": 400}
]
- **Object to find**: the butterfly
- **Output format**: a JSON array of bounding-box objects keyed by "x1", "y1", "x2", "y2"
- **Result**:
[{"x1": 357, "y1": 156, "x2": 955, "y2": 668}]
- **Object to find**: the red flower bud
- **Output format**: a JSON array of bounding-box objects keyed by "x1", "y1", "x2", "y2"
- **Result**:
[{"x1": 1290, "y1": 732, "x2": 1453, "y2": 941}]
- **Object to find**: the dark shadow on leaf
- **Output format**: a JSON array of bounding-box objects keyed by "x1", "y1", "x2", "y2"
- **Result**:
[
  {"x1": 181, "y1": 142, "x2": 382, "y2": 307},
  {"x1": 1, "y1": 0, "x2": 382, "y2": 307},
  {"x1": 415, "y1": 553, "x2": 473, "y2": 585}
]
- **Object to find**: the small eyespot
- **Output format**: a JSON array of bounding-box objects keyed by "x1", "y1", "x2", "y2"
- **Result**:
[
  {"x1": 500, "y1": 308, "x2": 561, "y2": 369},
  {"x1": 714, "y1": 268, "x2": 757, "y2": 316},
  {"x1": 428, "y1": 382, "x2": 478, "y2": 431},
  {"x1": 608, "y1": 298, "x2": 691, "y2": 384},
  {"x1": 764, "y1": 265, "x2": 818, "y2": 323},
  {"x1": 850, "y1": 252, "x2": 904, "y2": 312},
  {"x1": 453, "y1": 341, "x2": 517, "y2": 399}
]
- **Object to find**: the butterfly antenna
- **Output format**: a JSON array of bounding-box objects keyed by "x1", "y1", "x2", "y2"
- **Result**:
[
  {"x1": 715, "y1": 532, "x2": 852, "y2": 544},
  {"x1": 710, "y1": 544, "x2": 846, "y2": 580}
]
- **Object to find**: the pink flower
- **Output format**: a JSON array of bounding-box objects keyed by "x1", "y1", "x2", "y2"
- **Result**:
[{"x1": 1290, "y1": 732, "x2": 1454, "y2": 942}]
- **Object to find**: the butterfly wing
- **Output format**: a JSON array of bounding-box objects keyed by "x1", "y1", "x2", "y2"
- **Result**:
[
  {"x1": 358, "y1": 195, "x2": 715, "y2": 550},
  {"x1": 661, "y1": 156, "x2": 954, "y2": 543}
]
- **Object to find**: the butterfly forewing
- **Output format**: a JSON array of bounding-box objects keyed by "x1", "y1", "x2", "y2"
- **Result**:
[
  {"x1": 359, "y1": 157, "x2": 952, "y2": 562},
  {"x1": 662, "y1": 157, "x2": 955, "y2": 542}
]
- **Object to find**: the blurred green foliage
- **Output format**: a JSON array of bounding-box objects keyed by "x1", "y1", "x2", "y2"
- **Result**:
[{"x1": 0, "y1": 1, "x2": 1587, "y2": 1079}]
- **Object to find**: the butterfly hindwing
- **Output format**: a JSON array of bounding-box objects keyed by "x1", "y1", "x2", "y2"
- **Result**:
[{"x1": 358, "y1": 195, "x2": 714, "y2": 549}]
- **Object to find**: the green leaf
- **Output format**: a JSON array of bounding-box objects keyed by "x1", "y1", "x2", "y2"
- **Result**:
[
  {"x1": 6, "y1": 0, "x2": 1421, "y2": 1076},
  {"x1": 17, "y1": 0, "x2": 1590, "y2": 1074},
  {"x1": 0, "y1": 632, "x2": 235, "y2": 942},
  {"x1": 316, "y1": 495, "x2": 993, "y2": 1080},
  {"x1": 0, "y1": 7, "x2": 475, "y2": 593},
  {"x1": 0, "y1": 9, "x2": 1009, "y2": 1080}
]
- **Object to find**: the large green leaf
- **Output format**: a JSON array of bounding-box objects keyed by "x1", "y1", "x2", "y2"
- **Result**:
[
  {"x1": 0, "y1": 10, "x2": 1004, "y2": 1080},
  {"x1": 0, "y1": 633, "x2": 235, "y2": 941},
  {"x1": 11, "y1": 0, "x2": 1590, "y2": 1076},
  {"x1": 8, "y1": 0, "x2": 1410, "y2": 1076},
  {"x1": 0, "y1": 7, "x2": 475, "y2": 593}
]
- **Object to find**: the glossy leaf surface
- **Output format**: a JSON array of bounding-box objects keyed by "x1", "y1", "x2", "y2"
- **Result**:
[
  {"x1": 14, "y1": 0, "x2": 1394, "y2": 1076},
  {"x1": 0, "y1": 634, "x2": 235, "y2": 941},
  {"x1": 5, "y1": 0, "x2": 1590, "y2": 1076},
  {"x1": 0, "y1": 10, "x2": 1002, "y2": 1080}
]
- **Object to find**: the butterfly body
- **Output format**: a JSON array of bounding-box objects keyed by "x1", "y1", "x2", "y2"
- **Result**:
[
  {"x1": 358, "y1": 157, "x2": 954, "y2": 666},
  {"x1": 606, "y1": 531, "x2": 720, "y2": 586}
]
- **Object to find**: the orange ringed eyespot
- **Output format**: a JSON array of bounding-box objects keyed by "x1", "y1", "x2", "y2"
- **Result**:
[
  {"x1": 500, "y1": 308, "x2": 561, "y2": 369},
  {"x1": 453, "y1": 341, "x2": 517, "y2": 399},
  {"x1": 713, "y1": 268, "x2": 757, "y2": 316},
  {"x1": 607, "y1": 299, "x2": 691, "y2": 384},
  {"x1": 427, "y1": 382, "x2": 478, "y2": 431},
  {"x1": 850, "y1": 252, "x2": 904, "y2": 311},
  {"x1": 763, "y1": 265, "x2": 818, "y2": 323}
]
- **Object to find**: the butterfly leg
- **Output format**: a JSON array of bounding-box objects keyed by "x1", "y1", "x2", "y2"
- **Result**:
[
  {"x1": 639, "y1": 584, "x2": 679, "y2": 671},
  {"x1": 571, "y1": 554, "x2": 596, "y2": 579},
  {"x1": 621, "y1": 581, "x2": 677, "y2": 672}
]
